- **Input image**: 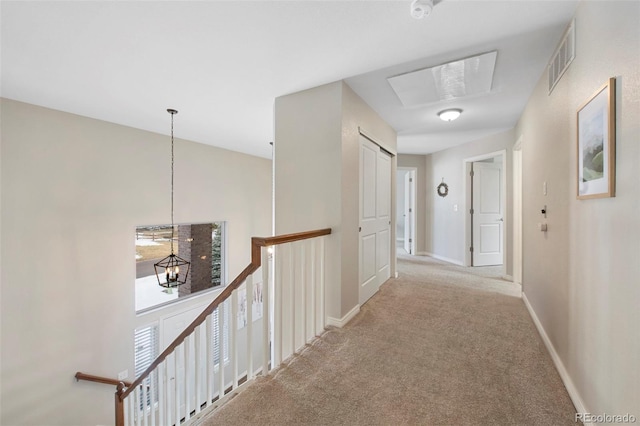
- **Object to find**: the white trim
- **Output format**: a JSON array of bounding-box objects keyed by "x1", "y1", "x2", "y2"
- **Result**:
[
  {"x1": 326, "y1": 304, "x2": 360, "y2": 328},
  {"x1": 424, "y1": 252, "x2": 464, "y2": 266},
  {"x1": 522, "y1": 292, "x2": 590, "y2": 422},
  {"x1": 512, "y1": 136, "x2": 523, "y2": 286}
]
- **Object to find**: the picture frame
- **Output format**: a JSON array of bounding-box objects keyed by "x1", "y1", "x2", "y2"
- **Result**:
[{"x1": 576, "y1": 77, "x2": 616, "y2": 199}]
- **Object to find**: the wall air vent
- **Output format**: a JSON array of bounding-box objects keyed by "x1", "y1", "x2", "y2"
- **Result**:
[{"x1": 548, "y1": 19, "x2": 575, "y2": 94}]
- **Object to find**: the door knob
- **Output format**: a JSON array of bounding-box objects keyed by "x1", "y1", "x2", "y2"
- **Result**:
[{"x1": 497, "y1": 218, "x2": 504, "y2": 222}]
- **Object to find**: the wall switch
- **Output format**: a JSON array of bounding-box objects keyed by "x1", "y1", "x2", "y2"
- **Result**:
[
  {"x1": 118, "y1": 370, "x2": 129, "y2": 381},
  {"x1": 538, "y1": 223, "x2": 548, "y2": 232},
  {"x1": 453, "y1": 204, "x2": 458, "y2": 212}
]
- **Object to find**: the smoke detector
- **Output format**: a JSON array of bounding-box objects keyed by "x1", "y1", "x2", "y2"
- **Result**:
[{"x1": 410, "y1": 0, "x2": 434, "y2": 19}]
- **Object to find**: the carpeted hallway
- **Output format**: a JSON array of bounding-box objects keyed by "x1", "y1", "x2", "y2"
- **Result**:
[{"x1": 201, "y1": 254, "x2": 579, "y2": 425}]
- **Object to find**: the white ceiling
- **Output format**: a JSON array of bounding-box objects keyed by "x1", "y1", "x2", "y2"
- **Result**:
[{"x1": 1, "y1": 1, "x2": 579, "y2": 159}]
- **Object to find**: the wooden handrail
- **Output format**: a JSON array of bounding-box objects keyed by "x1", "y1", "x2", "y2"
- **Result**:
[
  {"x1": 75, "y1": 372, "x2": 132, "y2": 388},
  {"x1": 120, "y1": 228, "x2": 331, "y2": 400}
]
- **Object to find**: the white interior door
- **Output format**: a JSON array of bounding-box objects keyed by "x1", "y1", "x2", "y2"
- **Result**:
[
  {"x1": 472, "y1": 161, "x2": 503, "y2": 266},
  {"x1": 359, "y1": 135, "x2": 391, "y2": 305},
  {"x1": 403, "y1": 171, "x2": 415, "y2": 255}
]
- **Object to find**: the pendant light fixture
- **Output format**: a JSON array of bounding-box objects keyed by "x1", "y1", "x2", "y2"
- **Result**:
[{"x1": 154, "y1": 109, "x2": 190, "y2": 288}]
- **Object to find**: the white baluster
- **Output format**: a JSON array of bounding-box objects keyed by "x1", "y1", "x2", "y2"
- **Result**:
[
  {"x1": 185, "y1": 335, "x2": 191, "y2": 421},
  {"x1": 149, "y1": 368, "x2": 156, "y2": 426},
  {"x1": 195, "y1": 324, "x2": 201, "y2": 415},
  {"x1": 135, "y1": 384, "x2": 142, "y2": 426},
  {"x1": 206, "y1": 314, "x2": 213, "y2": 408},
  {"x1": 231, "y1": 288, "x2": 238, "y2": 389},
  {"x1": 289, "y1": 243, "x2": 295, "y2": 356},
  {"x1": 246, "y1": 274, "x2": 254, "y2": 379},
  {"x1": 158, "y1": 361, "x2": 165, "y2": 426},
  {"x1": 175, "y1": 347, "x2": 180, "y2": 426},
  {"x1": 320, "y1": 237, "x2": 326, "y2": 330},
  {"x1": 301, "y1": 241, "x2": 307, "y2": 345},
  {"x1": 142, "y1": 377, "x2": 148, "y2": 426},
  {"x1": 311, "y1": 239, "x2": 317, "y2": 337},
  {"x1": 218, "y1": 303, "x2": 225, "y2": 400},
  {"x1": 124, "y1": 391, "x2": 130, "y2": 426},
  {"x1": 166, "y1": 355, "x2": 172, "y2": 426},
  {"x1": 130, "y1": 390, "x2": 136, "y2": 426},
  {"x1": 261, "y1": 247, "x2": 270, "y2": 375},
  {"x1": 274, "y1": 245, "x2": 282, "y2": 367}
]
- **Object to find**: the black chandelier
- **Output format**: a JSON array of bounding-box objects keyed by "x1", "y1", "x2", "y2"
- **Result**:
[{"x1": 154, "y1": 109, "x2": 190, "y2": 288}]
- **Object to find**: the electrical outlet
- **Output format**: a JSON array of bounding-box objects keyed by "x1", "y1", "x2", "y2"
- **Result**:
[{"x1": 118, "y1": 370, "x2": 128, "y2": 381}]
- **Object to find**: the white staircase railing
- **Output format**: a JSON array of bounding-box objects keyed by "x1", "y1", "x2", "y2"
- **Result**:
[{"x1": 114, "y1": 229, "x2": 331, "y2": 426}]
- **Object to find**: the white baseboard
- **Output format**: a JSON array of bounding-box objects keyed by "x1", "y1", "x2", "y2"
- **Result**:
[
  {"x1": 522, "y1": 292, "x2": 590, "y2": 423},
  {"x1": 424, "y1": 252, "x2": 464, "y2": 266},
  {"x1": 326, "y1": 304, "x2": 360, "y2": 328},
  {"x1": 416, "y1": 251, "x2": 429, "y2": 256}
]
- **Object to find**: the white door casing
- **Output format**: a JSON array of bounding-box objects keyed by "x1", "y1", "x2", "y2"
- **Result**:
[
  {"x1": 472, "y1": 161, "x2": 504, "y2": 266},
  {"x1": 359, "y1": 135, "x2": 391, "y2": 305},
  {"x1": 403, "y1": 170, "x2": 415, "y2": 255}
]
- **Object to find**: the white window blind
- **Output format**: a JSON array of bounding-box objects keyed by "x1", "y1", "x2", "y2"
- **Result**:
[
  {"x1": 135, "y1": 324, "x2": 159, "y2": 378},
  {"x1": 212, "y1": 306, "x2": 229, "y2": 365},
  {"x1": 134, "y1": 324, "x2": 159, "y2": 412}
]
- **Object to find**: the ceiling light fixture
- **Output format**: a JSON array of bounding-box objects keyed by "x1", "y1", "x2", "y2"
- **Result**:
[
  {"x1": 154, "y1": 109, "x2": 190, "y2": 289},
  {"x1": 410, "y1": 0, "x2": 434, "y2": 19},
  {"x1": 438, "y1": 109, "x2": 462, "y2": 122}
]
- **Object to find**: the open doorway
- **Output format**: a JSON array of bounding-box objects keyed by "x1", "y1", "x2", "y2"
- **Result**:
[
  {"x1": 463, "y1": 150, "x2": 506, "y2": 270},
  {"x1": 396, "y1": 168, "x2": 416, "y2": 255}
]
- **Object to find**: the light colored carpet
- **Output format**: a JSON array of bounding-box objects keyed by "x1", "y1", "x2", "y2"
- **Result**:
[{"x1": 200, "y1": 254, "x2": 578, "y2": 425}]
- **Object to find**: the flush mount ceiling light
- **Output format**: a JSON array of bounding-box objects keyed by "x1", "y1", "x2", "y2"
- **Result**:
[
  {"x1": 154, "y1": 109, "x2": 190, "y2": 289},
  {"x1": 438, "y1": 109, "x2": 462, "y2": 122},
  {"x1": 410, "y1": 0, "x2": 434, "y2": 19}
]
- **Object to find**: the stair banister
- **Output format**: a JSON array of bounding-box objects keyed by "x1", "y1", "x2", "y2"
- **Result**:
[{"x1": 115, "y1": 227, "x2": 331, "y2": 421}]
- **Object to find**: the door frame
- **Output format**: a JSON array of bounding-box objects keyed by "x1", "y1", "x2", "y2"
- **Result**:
[
  {"x1": 397, "y1": 167, "x2": 417, "y2": 255},
  {"x1": 462, "y1": 149, "x2": 507, "y2": 271}
]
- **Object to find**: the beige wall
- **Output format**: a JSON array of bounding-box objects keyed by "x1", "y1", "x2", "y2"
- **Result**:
[
  {"x1": 0, "y1": 99, "x2": 272, "y2": 425},
  {"x1": 516, "y1": 0, "x2": 639, "y2": 416},
  {"x1": 425, "y1": 129, "x2": 514, "y2": 273},
  {"x1": 274, "y1": 82, "x2": 344, "y2": 320},
  {"x1": 274, "y1": 81, "x2": 396, "y2": 320}
]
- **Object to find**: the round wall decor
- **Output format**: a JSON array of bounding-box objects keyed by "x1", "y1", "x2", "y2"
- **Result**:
[{"x1": 437, "y1": 181, "x2": 449, "y2": 197}]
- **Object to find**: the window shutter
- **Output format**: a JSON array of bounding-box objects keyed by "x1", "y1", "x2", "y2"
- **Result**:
[
  {"x1": 212, "y1": 306, "x2": 229, "y2": 365},
  {"x1": 135, "y1": 324, "x2": 159, "y2": 378}
]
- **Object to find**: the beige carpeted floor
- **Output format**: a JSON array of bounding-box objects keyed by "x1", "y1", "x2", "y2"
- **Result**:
[{"x1": 200, "y1": 254, "x2": 579, "y2": 426}]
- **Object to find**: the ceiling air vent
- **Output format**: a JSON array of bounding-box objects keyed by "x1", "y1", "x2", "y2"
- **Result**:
[{"x1": 548, "y1": 19, "x2": 575, "y2": 94}]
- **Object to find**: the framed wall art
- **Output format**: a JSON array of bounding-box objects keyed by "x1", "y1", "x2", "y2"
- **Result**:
[{"x1": 576, "y1": 77, "x2": 616, "y2": 199}]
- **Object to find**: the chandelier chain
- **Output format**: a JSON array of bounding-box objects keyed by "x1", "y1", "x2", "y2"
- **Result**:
[{"x1": 170, "y1": 110, "x2": 175, "y2": 254}]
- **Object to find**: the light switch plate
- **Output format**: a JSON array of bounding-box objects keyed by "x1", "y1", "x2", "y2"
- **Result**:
[{"x1": 118, "y1": 370, "x2": 128, "y2": 381}]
